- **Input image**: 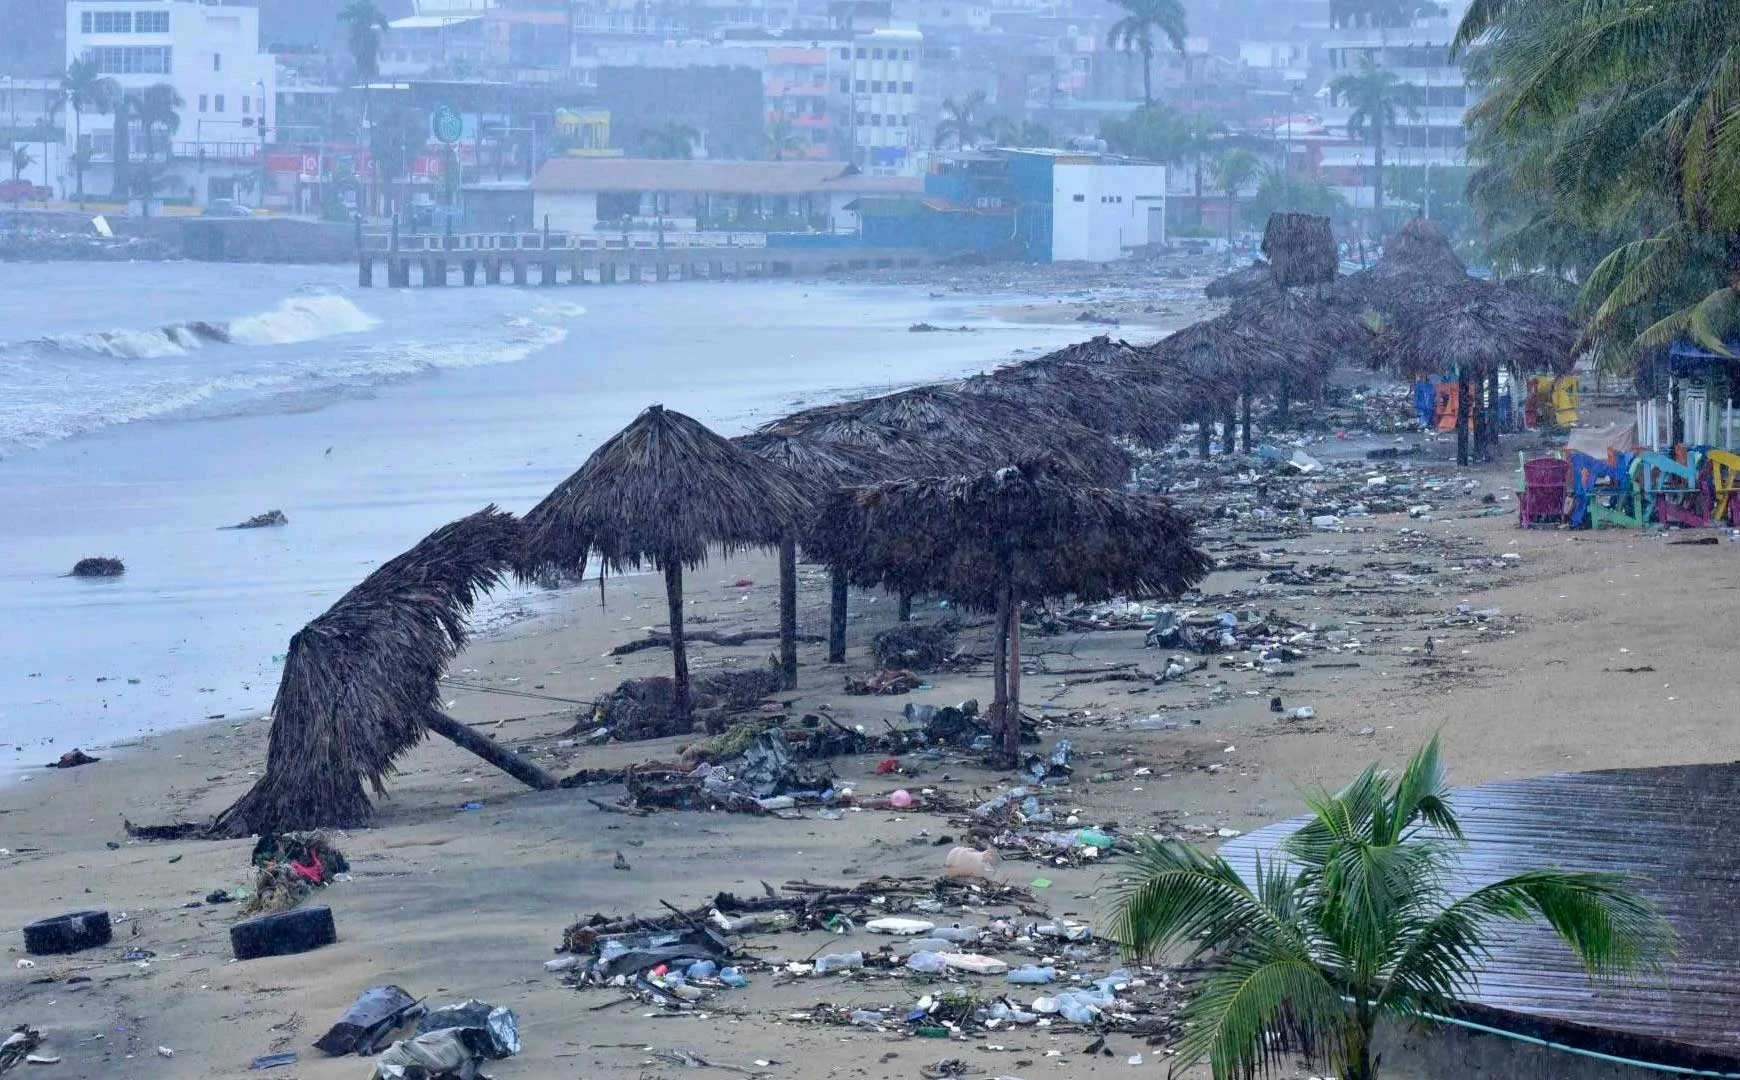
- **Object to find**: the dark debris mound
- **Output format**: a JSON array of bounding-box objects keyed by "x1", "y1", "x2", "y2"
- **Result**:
[
  {"x1": 70, "y1": 557, "x2": 125, "y2": 577},
  {"x1": 871, "y1": 619, "x2": 961, "y2": 672},
  {"x1": 591, "y1": 665, "x2": 785, "y2": 741}
]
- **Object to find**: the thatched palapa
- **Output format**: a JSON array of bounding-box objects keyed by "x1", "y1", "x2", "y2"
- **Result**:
[
  {"x1": 522, "y1": 405, "x2": 807, "y2": 719},
  {"x1": 811, "y1": 460, "x2": 1211, "y2": 763},
  {"x1": 1260, "y1": 213, "x2": 1338, "y2": 289},
  {"x1": 1204, "y1": 261, "x2": 1274, "y2": 300},
  {"x1": 212, "y1": 506, "x2": 541, "y2": 837},
  {"x1": 962, "y1": 336, "x2": 1184, "y2": 447},
  {"x1": 1331, "y1": 217, "x2": 1474, "y2": 328}
]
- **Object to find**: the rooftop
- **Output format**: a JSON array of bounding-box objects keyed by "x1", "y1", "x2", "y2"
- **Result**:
[{"x1": 533, "y1": 158, "x2": 921, "y2": 195}]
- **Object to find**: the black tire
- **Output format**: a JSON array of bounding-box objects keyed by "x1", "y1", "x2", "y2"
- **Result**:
[
  {"x1": 229, "y1": 905, "x2": 337, "y2": 961},
  {"x1": 23, "y1": 910, "x2": 113, "y2": 955}
]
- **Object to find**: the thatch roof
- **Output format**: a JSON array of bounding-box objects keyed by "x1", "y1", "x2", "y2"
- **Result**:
[
  {"x1": 1204, "y1": 261, "x2": 1274, "y2": 300},
  {"x1": 1331, "y1": 217, "x2": 1474, "y2": 324},
  {"x1": 1260, "y1": 213, "x2": 1338, "y2": 288},
  {"x1": 732, "y1": 431, "x2": 895, "y2": 504},
  {"x1": 961, "y1": 348, "x2": 1183, "y2": 447},
  {"x1": 809, "y1": 460, "x2": 1211, "y2": 612},
  {"x1": 1226, "y1": 287, "x2": 1375, "y2": 379},
  {"x1": 522, "y1": 404, "x2": 809, "y2": 577},
  {"x1": 211, "y1": 506, "x2": 522, "y2": 837},
  {"x1": 1142, "y1": 314, "x2": 1296, "y2": 405},
  {"x1": 762, "y1": 385, "x2": 1132, "y2": 486},
  {"x1": 1388, "y1": 281, "x2": 1578, "y2": 377}
]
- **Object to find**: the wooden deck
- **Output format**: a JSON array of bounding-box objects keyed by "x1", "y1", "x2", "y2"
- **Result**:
[{"x1": 1221, "y1": 763, "x2": 1740, "y2": 1071}]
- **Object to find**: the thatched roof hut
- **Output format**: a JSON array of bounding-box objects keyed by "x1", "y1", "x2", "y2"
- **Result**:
[
  {"x1": 811, "y1": 460, "x2": 1210, "y2": 763},
  {"x1": 1260, "y1": 213, "x2": 1338, "y2": 288},
  {"x1": 1332, "y1": 218, "x2": 1474, "y2": 325},
  {"x1": 1144, "y1": 314, "x2": 1296, "y2": 407},
  {"x1": 962, "y1": 354, "x2": 1182, "y2": 447},
  {"x1": 1388, "y1": 282, "x2": 1577, "y2": 379},
  {"x1": 212, "y1": 507, "x2": 528, "y2": 837},
  {"x1": 523, "y1": 405, "x2": 809, "y2": 718},
  {"x1": 1204, "y1": 261, "x2": 1274, "y2": 300},
  {"x1": 1226, "y1": 287, "x2": 1375, "y2": 380}
]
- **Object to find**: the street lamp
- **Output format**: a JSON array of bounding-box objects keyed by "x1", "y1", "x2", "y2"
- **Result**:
[{"x1": 254, "y1": 78, "x2": 267, "y2": 208}]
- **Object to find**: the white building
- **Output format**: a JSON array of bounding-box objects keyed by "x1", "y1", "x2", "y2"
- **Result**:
[
  {"x1": 65, "y1": 0, "x2": 277, "y2": 206},
  {"x1": 841, "y1": 26, "x2": 921, "y2": 175},
  {"x1": 1319, "y1": 0, "x2": 1471, "y2": 209},
  {"x1": 1044, "y1": 154, "x2": 1165, "y2": 261}
]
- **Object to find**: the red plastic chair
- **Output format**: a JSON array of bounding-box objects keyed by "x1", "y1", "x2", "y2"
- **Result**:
[{"x1": 1519, "y1": 457, "x2": 1571, "y2": 527}]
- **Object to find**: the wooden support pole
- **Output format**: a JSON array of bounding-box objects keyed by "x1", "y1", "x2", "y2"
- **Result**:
[
  {"x1": 828, "y1": 567, "x2": 848, "y2": 664},
  {"x1": 664, "y1": 561, "x2": 691, "y2": 719},
  {"x1": 779, "y1": 536, "x2": 798, "y2": 691},
  {"x1": 423, "y1": 711, "x2": 557, "y2": 791}
]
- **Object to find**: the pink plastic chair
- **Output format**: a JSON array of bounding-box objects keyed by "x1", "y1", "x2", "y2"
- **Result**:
[{"x1": 1519, "y1": 457, "x2": 1571, "y2": 527}]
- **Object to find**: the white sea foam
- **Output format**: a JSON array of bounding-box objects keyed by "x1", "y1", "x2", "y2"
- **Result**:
[{"x1": 226, "y1": 294, "x2": 379, "y2": 346}]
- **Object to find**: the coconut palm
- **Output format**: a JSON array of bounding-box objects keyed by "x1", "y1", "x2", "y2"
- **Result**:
[
  {"x1": 640, "y1": 120, "x2": 699, "y2": 160},
  {"x1": 369, "y1": 106, "x2": 430, "y2": 218},
  {"x1": 10, "y1": 146, "x2": 32, "y2": 182},
  {"x1": 109, "y1": 94, "x2": 133, "y2": 201},
  {"x1": 62, "y1": 58, "x2": 119, "y2": 208},
  {"x1": 1106, "y1": 0, "x2": 1187, "y2": 107},
  {"x1": 1330, "y1": 56, "x2": 1409, "y2": 215},
  {"x1": 340, "y1": 0, "x2": 391, "y2": 81},
  {"x1": 765, "y1": 116, "x2": 804, "y2": 161},
  {"x1": 932, "y1": 90, "x2": 988, "y2": 150},
  {"x1": 1212, "y1": 148, "x2": 1261, "y2": 242},
  {"x1": 1112, "y1": 737, "x2": 1672, "y2": 1080},
  {"x1": 134, "y1": 83, "x2": 183, "y2": 171}
]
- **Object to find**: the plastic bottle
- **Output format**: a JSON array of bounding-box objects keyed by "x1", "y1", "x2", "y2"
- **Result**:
[
  {"x1": 813, "y1": 951, "x2": 864, "y2": 974},
  {"x1": 906, "y1": 937, "x2": 952, "y2": 953},
  {"x1": 1075, "y1": 828, "x2": 1115, "y2": 849},
  {"x1": 718, "y1": 967, "x2": 749, "y2": 988},
  {"x1": 849, "y1": 1009, "x2": 885, "y2": 1027},
  {"x1": 944, "y1": 846, "x2": 999, "y2": 880},
  {"x1": 1056, "y1": 995, "x2": 1098, "y2": 1023},
  {"x1": 597, "y1": 940, "x2": 629, "y2": 963},
  {"x1": 685, "y1": 959, "x2": 717, "y2": 979},
  {"x1": 905, "y1": 951, "x2": 948, "y2": 973},
  {"x1": 543, "y1": 955, "x2": 581, "y2": 972},
  {"x1": 930, "y1": 925, "x2": 981, "y2": 943},
  {"x1": 1007, "y1": 964, "x2": 1056, "y2": 985}
]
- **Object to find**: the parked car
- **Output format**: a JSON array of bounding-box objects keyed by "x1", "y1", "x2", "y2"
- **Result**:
[
  {"x1": 0, "y1": 180, "x2": 52, "y2": 202},
  {"x1": 202, "y1": 199, "x2": 255, "y2": 217}
]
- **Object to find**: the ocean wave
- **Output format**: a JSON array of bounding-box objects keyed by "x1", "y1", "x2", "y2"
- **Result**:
[{"x1": 21, "y1": 294, "x2": 376, "y2": 358}]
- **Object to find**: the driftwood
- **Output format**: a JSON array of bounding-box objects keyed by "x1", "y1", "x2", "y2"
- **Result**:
[
  {"x1": 423, "y1": 712, "x2": 557, "y2": 790},
  {"x1": 610, "y1": 629, "x2": 822, "y2": 656}
]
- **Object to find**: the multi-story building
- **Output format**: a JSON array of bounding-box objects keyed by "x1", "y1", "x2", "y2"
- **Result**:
[
  {"x1": 382, "y1": 0, "x2": 494, "y2": 79},
  {"x1": 1319, "y1": 0, "x2": 1471, "y2": 210},
  {"x1": 64, "y1": 0, "x2": 276, "y2": 206},
  {"x1": 837, "y1": 26, "x2": 920, "y2": 175}
]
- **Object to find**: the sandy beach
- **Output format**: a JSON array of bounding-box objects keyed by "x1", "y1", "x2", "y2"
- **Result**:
[{"x1": 5, "y1": 398, "x2": 1734, "y2": 1079}]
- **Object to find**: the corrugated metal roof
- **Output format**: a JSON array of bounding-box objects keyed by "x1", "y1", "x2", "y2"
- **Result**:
[
  {"x1": 389, "y1": 14, "x2": 482, "y2": 28},
  {"x1": 1221, "y1": 764, "x2": 1740, "y2": 1070},
  {"x1": 533, "y1": 158, "x2": 920, "y2": 195}
]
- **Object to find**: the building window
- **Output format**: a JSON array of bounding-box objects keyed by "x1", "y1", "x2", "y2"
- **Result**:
[
  {"x1": 855, "y1": 111, "x2": 867, "y2": 125},
  {"x1": 872, "y1": 47, "x2": 883, "y2": 59},
  {"x1": 242, "y1": 95, "x2": 250, "y2": 114},
  {"x1": 86, "y1": 10, "x2": 133, "y2": 32},
  {"x1": 870, "y1": 114, "x2": 881, "y2": 126},
  {"x1": 215, "y1": 93, "x2": 225, "y2": 112},
  {"x1": 902, "y1": 48, "x2": 912, "y2": 60},
  {"x1": 855, "y1": 79, "x2": 866, "y2": 92},
  {"x1": 198, "y1": 93, "x2": 207, "y2": 112},
  {"x1": 213, "y1": 52, "x2": 221, "y2": 71},
  {"x1": 870, "y1": 80, "x2": 882, "y2": 92},
  {"x1": 838, "y1": 77, "x2": 849, "y2": 92},
  {"x1": 838, "y1": 47, "x2": 849, "y2": 59},
  {"x1": 1072, "y1": 193, "x2": 1084, "y2": 202},
  {"x1": 83, "y1": 45, "x2": 172, "y2": 74},
  {"x1": 855, "y1": 46, "x2": 866, "y2": 58},
  {"x1": 135, "y1": 9, "x2": 168, "y2": 32},
  {"x1": 901, "y1": 80, "x2": 913, "y2": 93}
]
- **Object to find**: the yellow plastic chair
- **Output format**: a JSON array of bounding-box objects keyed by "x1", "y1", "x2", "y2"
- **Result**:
[{"x1": 1707, "y1": 449, "x2": 1740, "y2": 524}]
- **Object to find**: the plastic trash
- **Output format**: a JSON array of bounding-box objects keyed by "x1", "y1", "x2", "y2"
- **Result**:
[
  {"x1": 906, "y1": 937, "x2": 952, "y2": 953},
  {"x1": 314, "y1": 985, "x2": 423, "y2": 1056},
  {"x1": 941, "y1": 953, "x2": 1009, "y2": 975},
  {"x1": 685, "y1": 959, "x2": 718, "y2": 979},
  {"x1": 543, "y1": 954, "x2": 580, "y2": 972},
  {"x1": 930, "y1": 925, "x2": 981, "y2": 943},
  {"x1": 889, "y1": 789, "x2": 914, "y2": 809},
  {"x1": 718, "y1": 967, "x2": 749, "y2": 988},
  {"x1": 848, "y1": 1009, "x2": 885, "y2": 1027},
  {"x1": 1035, "y1": 922, "x2": 1093, "y2": 942},
  {"x1": 1075, "y1": 828, "x2": 1115, "y2": 849},
  {"x1": 867, "y1": 917, "x2": 936, "y2": 936},
  {"x1": 1057, "y1": 996, "x2": 1098, "y2": 1023},
  {"x1": 944, "y1": 846, "x2": 999, "y2": 880},
  {"x1": 415, "y1": 999, "x2": 520, "y2": 1058},
  {"x1": 756, "y1": 795, "x2": 796, "y2": 811},
  {"x1": 1007, "y1": 965, "x2": 1056, "y2": 985},
  {"x1": 906, "y1": 951, "x2": 948, "y2": 973},
  {"x1": 813, "y1": 951, "x2": 864, "y2": 974},
  {"x1": 1311, "y1": 514, "x2": 1342, "y2": 531}
]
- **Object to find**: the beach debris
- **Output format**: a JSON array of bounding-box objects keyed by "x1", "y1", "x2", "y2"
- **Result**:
[
  {"x1": 240, "y1": 832, "x2": 349, "y2": 914},
  {"x1": 844, "y1": 669, "x2": 922, "y2": 696},
  {"x1": 22, "y1": 910, "x2": 112, "y2": 956},
  {"x1": 649, "y1": 1048, "x2": 765, "y2": 1073},
  {"x1": 588, "y1": 665, "x2": 785, "y2": 741},
  {"x1": 0, "y1": 1028, "x2": 44, "y2": 1074},
  {"x1": 124, "y1": 819, "x2": 206, "y2": 841},
  {"x1": 68, "y1": 557, "x2": 124, "y2": 578},
  {"x1": 613, "y1": 851, "x2": 631, "y2": 871},
  {"x1": 943, "y1": 847, "x2": 999, "y2": 880},
  {"x1": 229, "y1": 904, "x2": 337, "y2": 961},
  {"x1": 24, "y1": 1055, "x2": 59, "y2": 1066},
  {"x1": 248, "y1": 1052, "x2": 298, "y2": 1070},
  {"x1": 314, "y1": 985, "x2": 424, "y2": 1056},
  {"x1": 871, "y1": 621, "x2": 962, "y2": 672},
  {"x1": 12, "y1": 960, "x2": 33, "y2": 970},
  {"x1": 46, "y1": 749, "x2": 99, "y2": 769},
  {"x1": 372, "y1": 1021, "x2": 513, "y2": 1080},
  {"x1": 414, "y1": 1000, "x2": 520, "y2": 1057},
  {"x1": 156, "y1": 1047, "x2": 174, "y2": 1059},
  {"x1": 225, "y1": 510, "x2": 288, "y2": 529}
]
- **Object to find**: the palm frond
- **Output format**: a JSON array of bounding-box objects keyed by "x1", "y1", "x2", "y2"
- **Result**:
[
  {"x1": 1111, "y1": 839, "x2": 1306, "y2": 962},
  {"x1": 1173, "y1": 950, "x2": 1352, "y2": 1080}
]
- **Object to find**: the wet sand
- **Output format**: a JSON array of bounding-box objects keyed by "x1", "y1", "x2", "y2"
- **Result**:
[{"x1": 5, "y1": 424, "x2": 1735, "y2": 1079}]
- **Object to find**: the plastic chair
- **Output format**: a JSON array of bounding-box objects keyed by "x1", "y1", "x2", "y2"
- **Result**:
[
  {"x1": 1588, "y1": 455, "x2": 1646, "y2": 528},
  {"x1": 1519, "y1": 457, "x2": 1571, "y2": 527},
  {"x1": 1705, "y1": 449, "x2": 1740, "y2": 525},
  {"x1": 1639, "y1": 451, "x2": 1709, "y2": 527},
  {"x1": 1569, "y1": 451, "x2": 1631, "y2": 528}
]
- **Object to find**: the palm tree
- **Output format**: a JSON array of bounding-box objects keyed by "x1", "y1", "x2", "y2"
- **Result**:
[
  {"x1": 764, "y1": 116, "x2": 803, "y2": 161},
  {"x1": 1331, "y1": 56, "x2": 1408, "y2": 217},
  {"x1": 369, "y1": 106, "x2": 430, "y2": 218},
  {"x1": 109, "y1": 94, "x2": 133, "y2": 202},
  {"x1": 1178, "y1": 112, "x2": 1223, "y2": 230},
  {"x1": 135, "y1": 84, "x2": 183, "y2": 171},
  {"x1": 1212, "y1": 147, "x2": 1261, "y2": 242},
  {"x1": 63, "y1": 58, "x2": 119, "y2": 209},
  {"x1": 640, "y1": 120, "x2": 699, "y2": 160},
  {"x1": 932, "y1": 90, "x2": 988, "y2": 150},
  {"x1": 1112, "y1": 738, "x2": 1672, "y2": 1080},
  {"x1": 1106, "y1": 0, "x2": 1187, "y2": 107},
  {"x1": 340, "y1": 0, "x2": 390, "y2": 82},
  {"x1": 990, "y1": 116, "x2": 1056, "y2": 148}
]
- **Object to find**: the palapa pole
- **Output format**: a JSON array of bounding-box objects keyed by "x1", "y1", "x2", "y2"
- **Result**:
[
  {"x1": 1197, "y1": 415, "x2": 1212, "y2": 459},
  {"x1": 424, "y1": 711, "x2": 557, "y2": 790},
  {"x1": 1004, "y1": 583, "x2": 1022, "y2": 768},
  {"x1": 828, "y1": 567, "x2": 848, "y2": 663},
  {"x1": 1220, "y1": 405, "x2": 1236, "y2": 455},
  {"x1": 663, "y1": 559, "x2": 692, "y2": 718},
  {"x1": 1486, "y1": 365, "x2": 1502, "y2": 453},
  {"x1": 778, "y1": 536, "x2": 798, "y2": 690},
  {"x1": 1277, "y1": 375, "x2": 1291, "y2": 424},
  {"x1": 897, "y1": 592, "x2": 912, "y2": 622},
  {"x1": 992, "y1": 583, "x2": 1011, "y2": 763},
  {"x1": 1239, "y1": 388, "x2": 1252, "y2": 452},
  {"x1": 1455, "y1": 365, "x2": 1472, "y2": 467}
]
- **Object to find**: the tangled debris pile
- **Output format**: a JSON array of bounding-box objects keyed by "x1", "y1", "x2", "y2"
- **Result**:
[
  {"x1": 584, "y1": 665, "x2": 785, "y2": 741},
  {"x1": 243, "y1": 832, "x2": 349, "y2": 915},
  {"x1": 871, "y1": 620, "x2": 964, "y2": 672}
]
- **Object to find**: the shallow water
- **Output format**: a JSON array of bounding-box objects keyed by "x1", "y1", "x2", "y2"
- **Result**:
[{"x1": 0, "y1": 261, "x2": 1119, "y2": 767}]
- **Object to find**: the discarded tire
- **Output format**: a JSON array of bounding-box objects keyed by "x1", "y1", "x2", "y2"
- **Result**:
[
  {"x1": 23, "y1": 910, "x2": 113, "y2": 955},
  {"x1": 230, "y1": 905, "x2": 336, "y2": 961}
]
